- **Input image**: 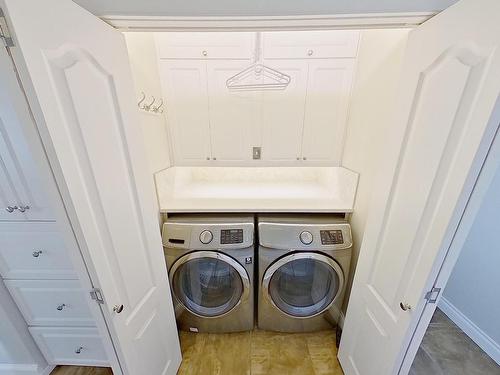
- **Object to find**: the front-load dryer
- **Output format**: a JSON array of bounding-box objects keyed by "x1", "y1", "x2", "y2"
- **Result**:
[
  {"x1": 162, "y1": 214, "x2": 254, "y2": 333},
  {"x1": 257, "y1": 215, "x2": 352, "y2": 332}
]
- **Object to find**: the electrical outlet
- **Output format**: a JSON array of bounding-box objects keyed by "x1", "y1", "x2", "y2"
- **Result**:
[{"x1": 253, "y1": 147, "x2": 261, "y2": 160}]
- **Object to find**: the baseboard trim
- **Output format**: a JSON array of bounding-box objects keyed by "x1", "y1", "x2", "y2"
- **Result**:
[
  {"x1": 39, "y1": 365, "x2": 55, "y2": 375},
  {"x1": 0, "y1": 363, "x2": 54, "y2": 375},
  {"x1": 439, "y1": 297, "x2": 500, "y2": 365}
]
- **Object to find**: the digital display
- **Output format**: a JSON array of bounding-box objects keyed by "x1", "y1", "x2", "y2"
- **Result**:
[
  {"x1": 220, "y1": 229, "x2": 243, "y2": 244},
  {"x1": 320, "y1": 230, "x2": 344, "y2": 245}
]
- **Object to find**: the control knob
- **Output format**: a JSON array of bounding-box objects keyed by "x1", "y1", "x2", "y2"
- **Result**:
[
  {"x1": 199, "y1": 230, "x2": 213, "y2": 244},
  {"x1": 300, "y1": 231, "x2": 313, "y2": 245}
]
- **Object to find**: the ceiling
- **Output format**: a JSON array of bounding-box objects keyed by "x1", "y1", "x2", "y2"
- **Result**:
[{"x1": 73, "y1": 0, "x2": 458, "y2": 17}]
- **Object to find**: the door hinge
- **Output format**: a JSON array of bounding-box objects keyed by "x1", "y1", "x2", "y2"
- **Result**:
[
  {"x1": 90, "y1": 288, "x2": 105, "y2": 305},
  {"x1": 0, "y1": 9, "x2": 14, "y2": 47},
  {"x1": 424, "y1": 287, "x2": 441, "y2": 304}
]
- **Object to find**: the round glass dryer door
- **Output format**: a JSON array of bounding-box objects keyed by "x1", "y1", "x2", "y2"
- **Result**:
[
  {"x1": 170, "y1": 251, "x2": 250, "y2": 318},
  {"x1": 264, "y1": 253, "x2": 344, "y2": 318}
]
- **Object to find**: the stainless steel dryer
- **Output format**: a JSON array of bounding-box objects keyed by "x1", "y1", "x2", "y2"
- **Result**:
[
  {"x1": 162, "y1": 214, "x2": 254, "y2": 333},
  {"x1": 257, "y1": 215, "x2": 352, "y2": 332}
]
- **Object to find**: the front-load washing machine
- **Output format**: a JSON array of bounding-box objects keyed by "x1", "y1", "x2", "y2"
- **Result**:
[
  {"x1": 162, "y1": 214, "x2": 254, "y2": 333},
  {"x1": 257, "y1": 215, "x2": 352, "y2": 332}
]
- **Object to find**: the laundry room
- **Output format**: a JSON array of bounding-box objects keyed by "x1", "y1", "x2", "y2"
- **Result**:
[
  {"x1": 1, "y1": 1, "x2": 499, "y2": 375},
  {"x1": 123, "y1": 28, "x2": 409, "y2": 372}
]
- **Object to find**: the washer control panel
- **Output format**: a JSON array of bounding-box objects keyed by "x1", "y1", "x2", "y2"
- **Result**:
[
  {"x1": 320, "y1": 230, "x2": 344, "y2": 245},
  {"x1": 220, "y1": 229, "x2": 244, "y2": 244}
]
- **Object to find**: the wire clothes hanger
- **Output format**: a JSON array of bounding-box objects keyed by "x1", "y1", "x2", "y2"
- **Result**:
[{"x1": 226, "y1": 32, "x2": 291, "y2": 92}]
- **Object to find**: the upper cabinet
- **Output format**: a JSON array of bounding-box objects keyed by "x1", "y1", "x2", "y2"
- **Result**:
[
  {"x1": 261, "y1": 60, "x2": 308, "y2": 161},
  {"x1": 206, "y1": 60, "x2": 259, "y2": 162},
  {"x1": 156, "y1": 31, "x2": 359, "y2": 166},
  {"x1": 263, "y1": 31, "x2": 360, "y2": 59},
  {"x1": 302, "y1": 59, "x2": 355, "y2": 162},
  {"x1": 156, "y1": 32, "x2": 254, "y2": 60},
  {"x1": 159, "y1": 60, "x2": 211, "y2": 163}
]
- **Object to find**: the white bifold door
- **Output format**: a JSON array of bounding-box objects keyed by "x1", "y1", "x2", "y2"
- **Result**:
[
  {"x1": 339, "y1": 0, "x2": 500, "y2": 374},
  {"x1": 2, "y1": 1, "x2": 181, "y2": 375}
]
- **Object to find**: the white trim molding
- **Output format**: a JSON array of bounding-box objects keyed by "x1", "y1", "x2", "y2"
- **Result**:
[
  {"x1": 439, "y1": 297, "x2": 500, "y2": 366},
  {"x1": 0, "y1": 364, "x2": 54, "y2": 375},
  {"x1": 102, "y1": 12, "x2": 435, "y2": 32}
]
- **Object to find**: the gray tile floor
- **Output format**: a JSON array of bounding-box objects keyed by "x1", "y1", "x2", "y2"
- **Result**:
[{"x1": 410, "y1": 308, "x2": 500, "y2": 375}]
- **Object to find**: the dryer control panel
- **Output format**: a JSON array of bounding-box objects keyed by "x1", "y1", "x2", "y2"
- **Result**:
[{"x1": 162, "y1": 215, "x2": 254, "y2": 250}]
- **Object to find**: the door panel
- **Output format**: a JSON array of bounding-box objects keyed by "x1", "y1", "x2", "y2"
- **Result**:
[
  {"x1": 3, "y1": 1, "x2": 181, "y2": 374},
  {"x1": 206, "y1": 60, "x2": 257, "y2": 162},
  {"x1": 159, "y1": 60, "x2": 211, "y2": 163},
  {"x1": 338, "y1": 1, "x2": 500, "y2": 374},
  {"x1": 302, "y1": 59, "x2": 355, "y2": 163},
  {"x1": 261, "y1": 60, "x2": 308, "y2": 161}
]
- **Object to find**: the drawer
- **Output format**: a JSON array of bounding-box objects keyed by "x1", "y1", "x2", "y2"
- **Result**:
[
  {"x1": 156, "y1": 32, "x2": 254, "y2": 59},
  {"x1": 0, "y1": 222, "x2": 77, "y2": 279},
  {"x1": 5, "y1": 279, "x2": 95, "y2": 327},
  {"x1": 263, "y1": 30, "x2": 360, "y2": 59},
  {"x1": 29, "y1": 326, "x2": 108, "y2": 366}
]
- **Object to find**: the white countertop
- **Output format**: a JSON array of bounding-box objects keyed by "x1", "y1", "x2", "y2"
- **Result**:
[{"x1": 154, "y1": 166, "x2": 359, "y2": 213}]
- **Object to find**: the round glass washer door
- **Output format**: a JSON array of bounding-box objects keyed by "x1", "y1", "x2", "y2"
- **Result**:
[
  {"x1": 169, "y1": 251, "x2": 250, "y2": 318},
  {"x1": 263, "y1": 253, "x2": 344, "y2": 318}
]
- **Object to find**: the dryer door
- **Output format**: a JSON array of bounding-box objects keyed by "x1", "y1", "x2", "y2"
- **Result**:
[
  {"x1": 169, "y1": 251, "x2": 250, "y2": 318},
  {"x1": 263, "y1": 253, "x2": 344, "y2": 318}
]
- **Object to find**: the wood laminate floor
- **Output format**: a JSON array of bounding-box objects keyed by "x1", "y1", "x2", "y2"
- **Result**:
[
  {"x1": 50, "y1": 366, "x2": 112, "y2": 375},
  {"x1": 178, "y1": 329, "x2": 343, "y2": 375},
  {"x1": 53, "y1": 329, "x2": 343, "y2": 375}
]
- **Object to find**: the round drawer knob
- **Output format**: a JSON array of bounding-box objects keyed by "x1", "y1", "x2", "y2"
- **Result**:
[
  {"x1": 307, "y1": 49, "x2": 314, "y2": 56},
  {"x1": 5, "y1": 206, "x2": 16, "y2": 213},
  {"x1": 199, "y1": 230, "x2": 213, "y2": 244},
  {"x1": 400, "y1": 302, "x2": 412, "y2": 311},
  {"x1": 202, "y1": 50, "x2": 208, "y2": 56},
  {"x1": 113, "y1": 304, "x2": 124, "y2": 313},
  {"x1": 300, "y1": 231, "x2": 313, "y2": 245},
  {"x1": 56, "y1": 303, "x2": 66, "y2": 311},
  {"x1": 32, "y1": 250, "x2": 43, "y2": 258},
  {"x1": 75, "y1": 346, "x2": 83, "y2": 354}
]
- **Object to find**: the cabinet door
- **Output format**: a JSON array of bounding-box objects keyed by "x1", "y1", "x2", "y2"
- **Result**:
[
  {"x1": 302, "y1": 59, "x2": 355, "y2": 163},
  {"x1": 263, "y1": 30, "x2": 360, "y2": 59},
  {"x1": 261, "y1": 60, "x2": 309, "y2": 161},
  {"x1": 5, "y1": 1, "x2": 182, "y2": 374},
  {"x1": 206, "y1": 60, "x2": 258, "y2": 162},
  {"x1": 160, "y1": 60, "x2": 211, "y2": 164},
  {"x1": 0, "y1": 54, "x2": 54, "y2": 221},
  {"x1": 155, "y1": 32, "x2": 254, "y2": 60}
]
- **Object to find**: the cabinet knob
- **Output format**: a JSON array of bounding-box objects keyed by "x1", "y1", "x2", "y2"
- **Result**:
[
  {"x1": 212, "y1": 157, "x2": 217, "y2": 161},
  {"x1": 113, "y1": 304, "x2": 124, "y2": 313},
  {"x1": 32, "y1": 250, "x2": 43, "y2": 258},
  {"x1": 5, "y1": 206, "x2": 17, "y2": 213},
  {"x1": 202, "y1": 50, "x2": 208, "y2": 56},
  {"x1": 303, "y1": 157, "x2": 307, "y2": 160},
  {"x1": 400, "y1": 302, "x2": 412, "y2": 311},
  {"x1": 206, "y1": 157, "x2": 210, "y2": 160},
  {"x1": 75, "y1": 346, "x2": 83, "y2": 354},
  {"x1": 17, "y1": 205, "x2": 30, "y2": 213},
  {"x1": 57, "y1": 303, "x2": 66, "y2": 311},
  {"x1": 307, "y1": 49, "x2": 314, "y2": 56}
]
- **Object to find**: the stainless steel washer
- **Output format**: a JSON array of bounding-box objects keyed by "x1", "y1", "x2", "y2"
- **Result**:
[
  {"x1": 162, "y1": 214, "x2": 254, "y2": 332},
  {"x1": 257, "y1": 215, "x2": 352, "y2": 332}
]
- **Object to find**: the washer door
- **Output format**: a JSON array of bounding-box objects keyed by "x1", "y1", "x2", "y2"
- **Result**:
[
  {"x1": 169, "y1": 251, "x2": 250, "y2": 318},
  {"x1": 263, "y1": 253, "x2": 344, "y2": 318}
]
